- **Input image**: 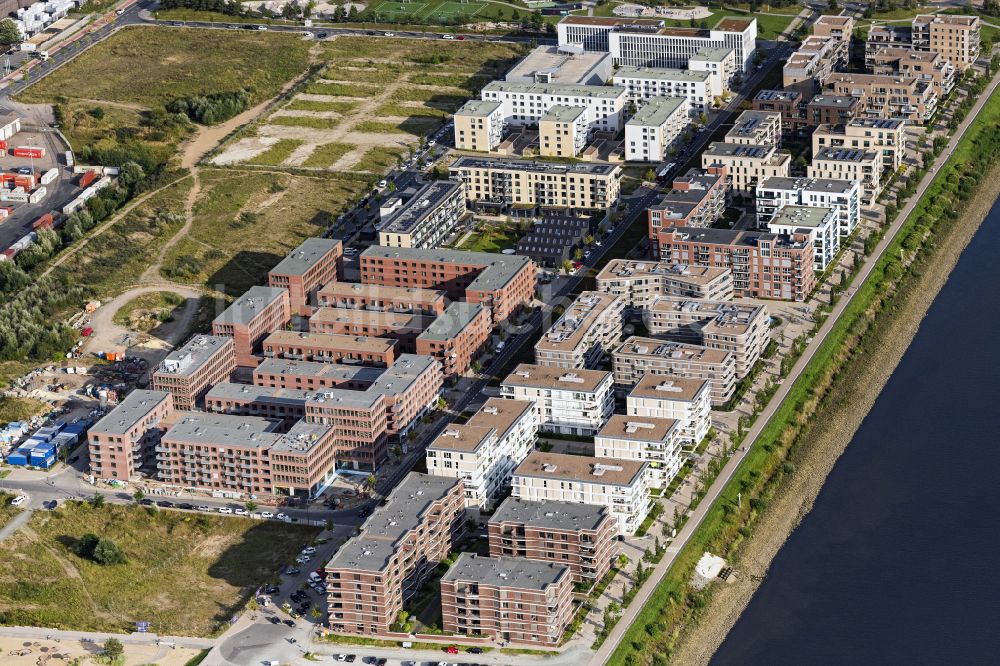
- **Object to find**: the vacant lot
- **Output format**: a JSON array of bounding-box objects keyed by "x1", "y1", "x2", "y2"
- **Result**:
[
  {"x1": 112, "y1": 291, "x2": 187, "y2": 333},
  {"x1": 0, "y1": 397, "x2": 48, "y2": 424},
  {"x1": 0, "y1": 493, "x2": 21, "y2": 529},
  {"x1": 0, "y1": 501, "x2": 317, "y2": 635}
]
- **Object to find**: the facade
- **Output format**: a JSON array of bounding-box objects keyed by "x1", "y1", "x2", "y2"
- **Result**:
[
  {"x1": 612, "y1": 66, "x2": 715, "y2": 113},
  {"x1": 480, "y1": 80, "x2": 626, "y2": 133},
  {"x1": 515, "y1": 216, "x2": 590, "y2": 269},
  {"x1": 488, "y1": 497, "x2": 616, "y2": 585},
  {"x1": 426, "y1": 397, "x2": 538, "y2": 509},
  {"x1": 657, "y1": 227, "x2": 816, "y2": 302},
  {"x1": 869, "y1": 47, "x2": 957, "y2": 99},
  {"x1": 414, "y1": 301, "x2": 491, "y2": 377},
  {"x1": 912, "y1": 14, "x2": 980, "y2": 71},
  {"x1": 766, "y1": 205, "x2": 841, "y2": 272},
  {"x1": 782, "y1": 34, "x2": 847, "y2": 96},
  {"x1": 317, "y1": 281, "x2": 447, "y2": 317},
  {"x1": 88, "y1": 390, "x2": 174, "y2": 481},
  {"x1": 624, "y1": 97, "x2": 690, "y2": 163},
  {"x1": 534, "y1": 291, "x2": 625, "y2": 369},
  {"x1": 539, "y1": 105, "x2": 590, "y2": 158},
  {"x1": 212, "y1": 286, "x2": 291, "y2": 367},
  {"x1": 811, "y1": 118, "x2": 905, "y2": 173},
  {"x1": 701, "y1": 142, "x2": 791, "y2": 192},
  {"x1": 308, "y1": 307, "x2": 430, "y2": 353},
  {"x1": 366, "y1": 354, "x2": 443, "y2": 441},
  {"x1": 613, "y1": 336, "x2": 735, "y2": 404},
  {"x1": 826, "y1": 72, "x2": 936, "y2": 124},
  {"x1": 326, "y1": 473, "x2": 466, "y2": 636},
  {"x1": 505, "y1": 45, "x2": 614, "y2": 86},
  {"x1": 808, "y1": 147, "x2": 883, "y2": 207},
  {"x1": 500, "y1": 364, "x2": 614, "y2": 436},
  {"x1": 359, "y1": 246, "x2": 536, "y2": 325},
  {"x1": 454, "y1": 100, "x2": 506, "y2": 152},
  {"x1": 688, "y1": 46, "x2": 738, "y2": 91},
  {"x1": 151, "y1": 335, "x2": 236, "y2": 411},
  {"x1": 644, "y1": 297, "x2": 770, "y2": 377},
  {"x1": 512, "y1": 451, "x2": 650, "y2": 536},
  {"x1": 441, "y1": 554, "x2": 574, "y2": 646},
  {"x1": 647, "y1": 167, "x2": 728, "y2": 256},
  {"x1": 377, "y1": 180, "x2": 466, "y2": 250},
  {"x1": 866, "y1": 24, "x2": 913, "y2": 57},
  {"x1": 262, "y1": 330, "x2": 397, "y2": 367},
  {"x1": 449, "y1": 156, "x2": 622, "y2": 214},
  {"x1": 594, "y1": 414, "x2": 684, "y2": 489},
  {"x1": 626, "y1": 373, "x2": 712, "y2": 445},
  {"x1": 752, "y1": 90, "x2": 808, "y2": 135},
  {"x1": 756, "y1": 176, "x2": 861, "y2": 238},
  {"x1": 596, "y1": 260, "x2": 734, "y2": 310},
  {"x1": 724, "y1": 110, "x2": 781, "y2": 147},
  {"x1": 806, "y1": 94, "x2": 860, "y2": 126},
  {"x1": 267, "y1": 238, "x2": 343, "y2": 315}
]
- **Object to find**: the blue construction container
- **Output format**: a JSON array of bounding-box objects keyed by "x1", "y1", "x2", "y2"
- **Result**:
[
  {"x1": 53, "y1": 432, "x2": 77, "y2": 449},
  {"x1": 63, "y1": 422, "x2": 88, "y2": 438},
  {"x1": 30, "y1": 453, "x2": 55, "y2": 469},
  {"x1": 6, "y1": 448, "x2": 30, "y2": 466}
]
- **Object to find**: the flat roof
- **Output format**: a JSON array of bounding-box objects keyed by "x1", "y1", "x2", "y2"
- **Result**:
[
  {"x1": 649, "y1": 296, "x2": 766, "y2": 334},
  {"x1": 913, "y1": 14, "x2": 979, "y2": 27},
  {"x1": 155, "y1": 335, "x2": 233, "y2": 379},
  {"x1": 264, "y1": 330, "x2": 397, "y2": 354},
  {"x1": 380, "y1": 180, "x2": 464, "y2": 236},
  {"x1": 369, "y1": 354, "x2": 439, "y2": 397},
  {"x1": 813, "y1": 147, "x2": 879, "y2": 162},
  {"x1": 506, "y1": 46, "x2": 612, "y2": 85},
  {"x1": 455, "y1": 99, "x2": 502, "y2": 117},
  {"x1": 214, "y1": 286, "x2": 287, "y2": 327},
  {"x1": 502, "y1": 363, "x2": 611, "y2": 393},
  {"x1": 536, "y1": 291, "x2": 621, "y2": 354},
  {"x1": 754, "y1": 89, "x2": 802, "y2": 102},
  {"x1": 428, "y1": 423, "x2": 496, "y2": 453},
  {"x1": 690, "y1": 46, "x2": 735, "y2": 61},
  {"x1": 269, "y1": 238, "x2": 341, "y2": 278},
  {"x1": 661, "y1": 226, "x2": 810, "y2": 250},
  {"x1": 807, "y1": 95, "x2": 858, "y2": 108},
  {"x1": 490, "y1": 496, "x2": 612, "y2": 532},
  {"x1": 482, "y1": 79, "x2": 625, "y2": 100},
  {"x1": 616, "y1": 336, "x2": 731, "y2": 365},
  {"x1": 163, "y1": 411, "x2": 281, "y2": 448},
  {"x1": 613, "y1": 66, "x2": 709, "y2": 83},
  {"x1": 418, "y1": 302, "x2": 484, "y2": 342},
  {"x1": 703, "y1": 142, "x2": 777, "y2": 159},
  {"x1": 558, "y1": 15, "x2": 663, "y2": 28},
  {"x1": 254, "y1": 357, "x2": 382, "y2": 384},
  {"x1": 91, "y1": 389, "x2": 171, "y2": 436},
  {"x1": 466, "y1": 398, "x2": 535, "y2": 441},
  {"x1": 757, "y1": 176, "x2": 857, "y2": 194},
  {"x1": 205, "y1": 382, "x2": 313, "y2": 407},
  {"x1": 514, "y1": 450, "x2": 646, "y2": 487},
  {"x1": 596, "y1": 414, "x2": 678, "y2": 443},
  {"x1": 271, "y1": 419, "x2": 333, "y2": 454},
  {"x1": 627, "y1": 97, "x2": 687, "y2": 127},
  {"x1": 770, "y1": 205, "x2": 838, "y2": 229},
  {"x1": 628, "y1": 373, "x2": 710, "y2": 403},
  {"x1": 309, "y1": 307, "x2": 430, "y2": 331},
  {"x1": 541, "y1": 104, "x2": 587, "y2": 123},
  {"x1": 597, "y1": 259, "x2": 730, "y2": 285},
  {"x1": 318, "y1": 281, "x2": 445, "y2": 304},
  {"x1": 442, "y1": 553, "x2": 569, "y2": 591},
  {"x1": 361, "y1": 245, "x2": 533, "y2": 294},
  {"x1": 451, "y1": 155, "x2": 619, "y2": 176},
  {"x1": 714, "y1": 17, "x2": 755, "y2": 32}
]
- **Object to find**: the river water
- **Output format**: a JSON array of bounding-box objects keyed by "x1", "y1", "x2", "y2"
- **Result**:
[{"x1": 711, "y1": 199, "x2": 1000, "y2": 665}]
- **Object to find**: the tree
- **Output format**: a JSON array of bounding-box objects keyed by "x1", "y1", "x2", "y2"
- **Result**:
[
  {"x1": 365, "y1": 474, "x2": 377, "y2": 490},
  {"x1": 698, "y1": 112, "x2": 709, "y2": 126},
  {"x1": 245, "y1": 501, "x2": 258, "y2": 514},
  {"x1": 436, "y1": 396, "x2": 448, "y2": 411},
  {"x1": 90, "y1": 493, "x2": 105, "y2": 508},
  {"x1": 616, "y1": 553, "x2": 629, "y2": 569},
  {"x1": 132, "y1": 489, "x2": 144, "y2": 503},
  {"x1": 92, "y1": 538, "x2": 127, "y2": 565},
  {"x1": 562, "y1": 259, "x2": 574, "y2": 273},
  {"x1": 103, "y1": 638, "x2": 124, "y2": 662},
  {"x1": 0, "y1": 19, "x2": 21, "y2": 47},
  {"x1": 644, "y1": 168, "x2": 656, "y2": 182},
  {"x1": 583, "y1": 235, "x2": 595, "y2": 246},
  {"x1": 574, "y1": 248, "x2": 584, "y2": 261}
]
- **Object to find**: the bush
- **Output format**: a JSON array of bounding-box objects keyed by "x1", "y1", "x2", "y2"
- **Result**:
[
  {"x1": 167, "y1": 90, "x2": 252, "y2": 125},
  {"x1": 74, "y1": 533, "x2": 127, "y2": 565}
]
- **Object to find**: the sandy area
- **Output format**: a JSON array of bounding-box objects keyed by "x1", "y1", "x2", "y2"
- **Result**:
[
  {"x1": 0, "y1": 636, "x2": 199, "y2": 666},
  {"x1": 670, "y1": 163, "x2": 1000, "y2": 665}
]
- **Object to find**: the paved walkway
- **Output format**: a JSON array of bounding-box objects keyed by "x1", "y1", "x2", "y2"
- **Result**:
[
  {"x1": 0, "y1": 510, "x2": 32, "y2": 544},
  {"x1": 0, "y1": 625, "x2": 215, "y2": 649}
]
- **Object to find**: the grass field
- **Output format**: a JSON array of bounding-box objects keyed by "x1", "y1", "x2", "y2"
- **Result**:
[
  {"x1": 755, "y1": 12, "x2": 798, "y2": 40},
  {"x1": 112, "y1": 291, "x2": 186, "y2": 333},
  {"x1": 0, "y1": 501, "x2": 318, "y2": 635},
  {"x1": 302, "y1": 142, "x2": 356, "y2": 168},
  {"x1": 363, "y1": 0, "x2": 498, "y2": 22},
  {"x1": 0, "y1": 397, "x2": 47, "y2": 424},
  {"x1": 247, "y1": 138, "x2": 305, "y2": 166},
  {"x1": 455, "y1": 222, "x2": 523, "y2": 253}
]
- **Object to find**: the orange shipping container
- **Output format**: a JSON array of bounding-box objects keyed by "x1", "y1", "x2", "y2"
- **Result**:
[
  {"x1": 14, "y1": 175, "x2": 35, "y2": 189},
  {"x1": 78, "y1": 171, "x2": 97, "y2": 188}
]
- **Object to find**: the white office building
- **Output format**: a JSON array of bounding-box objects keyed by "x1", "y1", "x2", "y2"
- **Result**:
[
  {"x1": 500, "y1": 364, "x2": 614, "y2": 436},
  {"x1": 625, "y1": 97, "x2": 690, "y2": 163},
  {"x1": 756, "y1": 176, "x2": 861, "y2": 238},
  {"x1": 767, "y1": 205, "x2": 840, "y2": 272}
]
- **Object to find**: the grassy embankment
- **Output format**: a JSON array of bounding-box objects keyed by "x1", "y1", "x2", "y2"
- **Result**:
[{"x1": 607, "y1": 84, "x2": 1000, "y2": 666}]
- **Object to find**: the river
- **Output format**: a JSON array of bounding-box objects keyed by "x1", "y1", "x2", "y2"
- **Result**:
[{"x1": 711, "y1": 198, "x2": 1000, "y2": 664}]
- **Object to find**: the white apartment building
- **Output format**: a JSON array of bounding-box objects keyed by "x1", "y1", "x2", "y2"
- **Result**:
[
  {"x1": 701, "y1": 142, "x2": 791, "y2": 192},
  {"x1": 612, "y1": 66, "x2": 716, "y2": 114},
  {"x1": 625, "y1": 97, "x2": 690, "y2": 163},
  {"x1": 767, "y1": 205, "x2": 841, "y2": 272},
  {"x1": 595, "y1": 415, "x2": 684, "y2": 490},
  {"x1": 480, "y1": 80, "x2": 626, "y2": 133},
  {"x1": 756, "y1": 176, "x2": 861, "y2": 238},
  {"x1": 426, "y1": 398, "x2": 537, "y2": 510},
  {"x1": 501, "y1": 364, "x2": 614, "y2": 436},
  {"x1": 596, "y1": 260, "x2": 734, "y2": 310},
  {"x1": 534, "y1": 291, "x2": 625, "y2": 369},
  {"x1": 725, "y1": 110, "x2": 781, "y2": 147},
  {"x1": 626, "y1": 374, "x2": 711, "y2": 445},
  {"x1": 512, "y1": 451, "x2": 650, "y2": 535},
  {"x1": 688, "y1": 46, "x2": 738, "y2": 91},
  {"x1": 614, "y1": 336, "x2": 736, "y2": 405},
  {"x1": 808, "y1": 147, "x2": 883, "y2": 207},
  {"x1": 453, "y1": 100, "x2": 506, "y2": 153}
]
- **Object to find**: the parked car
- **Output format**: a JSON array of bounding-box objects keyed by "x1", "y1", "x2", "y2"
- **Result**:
[
  {"x1": 218, "y1": 507, "x2": 233, "y2": 514},
  {"x1": 197, "y1": 505, "x2": 210, "y2": 511},
  {"x1": 157, "y1": 500, "x2": 173, "y2": 508},
  {"x1": 285, "y1": 567, "x2": 301, "y2": 576},
  {"x1": 260, "y1": 511, "x2": 274, "y2": 519},
  {"x1": 234, "y1": 508, "x2": 249, "y2": 516},
  {"x1": 10, "y1": 495, "x2": 26, "y2": 507},
  {"x1": 276, "y1": 512, "x2": 288, "y2": 520},
  {"x1": 268, "y1": 616, "x2": 281, "y2": 625},
  {"x1": 302, "y1": 546, "x2": 317, "y2": 555}
]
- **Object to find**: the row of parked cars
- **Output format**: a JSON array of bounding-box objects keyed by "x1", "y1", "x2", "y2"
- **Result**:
[{"x1": 137, "y1": 498, "x2": 288, "y2": 520}]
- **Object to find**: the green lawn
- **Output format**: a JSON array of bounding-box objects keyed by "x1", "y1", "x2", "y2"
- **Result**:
[
  {"x1": 456, "y1": 223, "x2": 523, "y2": 253},
  {"x1": 303, "y1": 142, "x2": 356, "y2": 169},
  {"x1": 755, "y1": 12, "x2": 798, "y2": 40}
]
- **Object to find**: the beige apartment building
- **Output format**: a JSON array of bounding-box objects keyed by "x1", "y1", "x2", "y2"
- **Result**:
[
  {"x1": 594, "y1": 414, "x2": 685, "y2": 490},
  {"x1": 644, "y1": 297, "x2": 770, "y2": 377},
  {"x1": 870, "y1": 47, "x2": 956, "y2": 99},
  {"x1": 912, "y1": 14, "x2": 980, "y2": 71},
  {"x1": 377, "y1": 180, "x2": 466, "y2": 250},
  {"x1": 441, "y1": 553, "x2": 574, "y2": 647},
  {"x1": 500, "y1": 364, "x2": 615, "y2": 436},
  {"x1": 454, "y1": 99, "x2": 506, "y2": 152},
  {"x1": 826, "y1": 72, "x2": 936, "y2": 124},
  {"x1": 724, "y1": 110, "x2": 782, "y2": 147},
  {"x1": 326, "y1": 473, "x2": 466, "y2": 636},
  {"x1": 812, "y1": 118, "x2": 905, "y2": 173},
  {"x1": 626, "y1": 373, "x2": 712, "y2": 445},
  {"x1": 613, "y1": 336, "x2": 736, "y2": 405},
  {"x1": 808, "y1": 147, "x2": 883, "y2": 207},
  {"x1": 152, "y1": 335, "x2": 236, "y2": 411},
  {"x1": 539, "y1": 105, "x2": 590, "y2": 158},
  {"x1": 534, "y1": 291, "x2": 625, "y2": 369},
  {"x1": 701, "y1": 142, "x2": 791, "y2": 191},
  {"x1": 88, "y1": 389, "x2": 174, "y2": 482},
  {"x1": 782, "y1": 34, "x2": 847, "y2": 96},
  {"x1": 488, "y1": 497, "x2": 617, "y2": 586},
  {"x1": 596, "y1": 260, "x2": 734, "y2": 311}
]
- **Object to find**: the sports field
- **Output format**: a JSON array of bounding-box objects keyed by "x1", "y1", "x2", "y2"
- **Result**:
[{"x1": 364, "y1": 0, "x2": 501, "y2": 22}]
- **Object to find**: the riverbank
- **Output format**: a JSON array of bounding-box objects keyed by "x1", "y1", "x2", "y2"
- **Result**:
[{"x1": 668, "y1": 140, "x2": 1000, "y2": 665}]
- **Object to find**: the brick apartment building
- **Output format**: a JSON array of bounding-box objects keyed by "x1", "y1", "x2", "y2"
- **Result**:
[
  {"x1": 752, "y1": 90, "x2": 808, "y2": 135},
  {"x1": 267, "y1": 238, "x2": 343, "y2": 315},
  {"x1": 806, "y1": 94, "x2": 860, "y2": 126},
  {"x1": 88, "y1": 390, "x2": 174, "y2": 482},
  {"x1": 308, "y1": 307, "x2": 431, "y2": 353},
  {"x1": 647, "y1": 167, "x2": 728, "y2": 256},
  {"x1": 534, "y1": 291, "x2": 625, "y2": 369},
  {"x1": 326, "y1": 473, "x2": 466, "y2": 636},
  {"x1": 414, "y1": 302, "x2": 492, "y2": 377},
  {"x1": 152, "y1": 335, "x2": 236, "y2": 411},
  {"x1": 317, "y1": 281, "x2": 447, "y2": 317},
  {"x1": 596, "y1": 259, "x2": 734, "y2": 311},
  {"x1": 262, "y1": 330, "x2": 397, "y2": 367},
  {"x1": 253, "y1": 358, "x2": 384, "y2": 392},
  {"x1": 212, "y1": 286, "x2": 291, "y2": 368}
]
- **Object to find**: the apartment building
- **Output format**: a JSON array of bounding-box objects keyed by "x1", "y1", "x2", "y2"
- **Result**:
[
  {"x1": 688, "y1": 46, "x2": 738, "y2": 91},
  {"x1": 534, "y1": 291, "x2": 625, "y2": 369},
  {"x1": 644, "y1": 297, "x2": 769, "y2": 377},
  {"x1": 308, "y1": 308, "x2": 430, "y2": 353},
  {"x1": 505, "y1": 45, "x2": 614, "y2": 86},
  {"x1": 88, "y1": 389, "x2": 174, "y2": 481},
  {"x1": 317, "y1": 281, "x2": 447, "y2": 317},
  {"x1": 262, "y1": 330, "x2": 397, "y2": 368},
  {"x1": 808, "y1": 147, "x2": 883, "y2": 207},
  {"x1": 766, "y1": 205, "x2": 841, "y2": 272},
  {"x1": 204, "y1": 383, "x2": 310, "y2": 428},
  {"x1": 500, "y1": 364, "x2": 614, "y2": 436},
  {"x1": 782, "y1": 34, "x2": 847, "y2": 96},
  {"x1": 267, "y1": 238, "x2": 343, "y2": 315},
  {"x1": 811, "y1": 118, "x2": 905, "y2": 174},
  {"x1": 212, "y1": 286, "x2": 291, "y2": 367},
  {"x1": 595, "y1": 414, "x2": 684, "y2": 490},
  {"x1": 441, "y1": 554, "x2": 574, "y2": 646},
  {"x1": 377, "y1": 180, "x2": 466, "y2": 250},
  {"x1": 870, "y1": 47, "x2": 957, "y2": 99},
  {"x1": 539, "y1": 105, "x2": 590, "y2": 158},
  {"x1": 426, "y1": 397, "x2": 537, "y2": 509},
  {"x1": 253, "y1": 358, "x2": 384, "y2": 392},
  {"x1": 612, "y1": 66, "x2": 716, "y2": 113},
  {"x1": 480, "y1": 80, "x2": 626, "y2": 133},
  {"x1": 624, "y1": 97, "x2": 690, "y2": 163},
  {"x1": 414, "y1": 301, "x2": 491, "y2": 377},
  {"x1": 756, "y1": 176, "x2": 861, "y2": 238},
  {"x1": 359, "y1": 246, "x2": 536, "y2": 325},
  {"x1": 596, "y1": 260, "x2": 734, "y2": 310},
  {"x1": 826, "y1": 72, "x2": 936, "y2": 124},
  {"x1": 512, "y1": 451, "x2": 650, "y2": 535},
  {"x1": 813, "y1": 13, "x2": 854, "y2": 42},
  {"x1": 647, "y1": 167, "x2": 728, "y2": 255},
  {"x1": 724, "y1": 110, "x2": 781, "y2": 147},
  {"x1": 806, "y1": 94, "x2": 860, "y2": 126},
  {"x1": 326, "y1": 473, "x2": 465, "y2": 636},
  {"x1": 912, "y1": 14, "x2": 980, "y2": 71},
  {"x1": 658, "y1": 227, "x2": 816, "y2": 302},
  {"x1": 701, "y1": 142, "x2": 791, "y2": 191},
  {"x1": 752, "y1": 90, "x2": 808, "y2": 135},
  {"x1": 454, "y1": 100, "x2": 506, "y2": 152},
  {"x1": 613, "y1": 336, "x2": 735, "y2": 405},
  {"x1": 488, "y1": 497, "x2": 616, "y2": 585},
  {"x1": 152, "y1": 335, "x2": 236, "y2": 411},
  {"x1": 305, "y1": 389, "x2": 389, "y2": 470},
  {"x1": 449, "y1": 156, "x2": 622, "y2": 214},
  {"x1": 365, "y1": 354, "x2": 443, "y2": 441},
  {"x1": 866, "y1": 24, "x2": 913, "y2": 57},
  {"x1": 626, "y1": 373, "x2": 711, "y2": 445}
]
